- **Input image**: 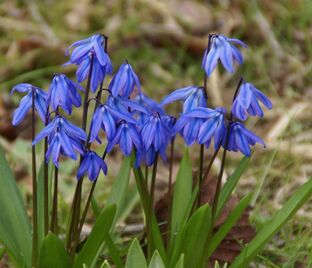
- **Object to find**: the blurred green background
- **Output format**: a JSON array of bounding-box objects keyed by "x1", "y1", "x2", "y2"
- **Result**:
[{"x1": 0, "y1": 0, "x2": 312, "y2": 267}]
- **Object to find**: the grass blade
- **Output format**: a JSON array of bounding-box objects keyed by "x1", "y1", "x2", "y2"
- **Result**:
[
  {"x1": 38, "y1": 233, "x2": 70, "y2": 268},
  {"x1": 149, "y1": 250, "x2": 165, "y2": 268},
  {"x1": 106, "y1": 157, "x2": 131, "y2": 225},
  {"x1": 230, "y1": 177, "x2": 312, "y2": 267},
  {"x1": 73, "y1": 204, "x2": 117, "y2": 268},
  {"x1": 0, "y1": 146, "x2": 32, "y2": 267},
  {"x1": 216, "y1": 157, "x2": 250, "y2": 218},
  {"x1": 125, "y1": 238, "x2": 147, "y2": 268},
  {"x1": 208, "y1": 193, "x2": 252, "y2": 257},
  {"x1": 170, "y1": 148, "x2": 193, "y2": 244}
]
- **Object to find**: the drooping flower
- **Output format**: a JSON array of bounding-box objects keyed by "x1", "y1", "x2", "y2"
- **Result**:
[
  {"x1": 106, "y1": 121, "x2": 141, "y2": 156},
  {"x1": 173, "y1": 116, "x2": 204, "y2": 146},
  {"x1": 77, "y1": 150, "x2": 107, "y2": 181},
  {"x1": 106, "y1": 94, "x2": 148, "y2": 115},
  {"x1": 138, "y1": 113, "x2": 171, "y2": 166},
  {"x1": 202, "y1": 34, "x2": 247, "y2": 77},
  {"x1": 33, "y1": 116, "x2": 87, "y2": 166},
  {"x1": 47, "y1": 74, "x2": 83, "y2": 114},
  {"x1": 180, "y1": 107, "x2": 227, "y2": 149},
  {"x1": 109, "y1": 61, "x2": 141, "y2": 97},
  {"x1": 225, "y1": 122, "x2": 265, "y2": 157},
  {"x1": 133, "y1": 93, "x2": 165, "y2": 126},
  {"x1": 75, "y1": 54, "x2": 112, "y2": 92},
  {"x1": 11, "y1": 83, "x2": 47, "y2": 126},
  {"x1": 89, "y1": 103, "x2": 136, "y2": 142},
  {"x1": 231, "y1": 81, "x2": 272, "y2": 121},
  {"x1": 160, "y1": 86, "x2": 206, "y2": 112},
  {"x1": 65, "y1": 34, "x2": 113, "y2": 92},
  {"x1": 65, "y1": 34, "x2": 109, "y2": 66}
]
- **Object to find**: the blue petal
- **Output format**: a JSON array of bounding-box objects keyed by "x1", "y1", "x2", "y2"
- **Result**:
[
  {"x1": 203, "y1": 44, "x2": 220, "y2": 77},
  {"x1": 11, "y1": 83, "x2": 32, "y2": 95},
  {"x1": 198, "y1": 117, "x2": 218, "y2": 144},
  {"x1": 160, "y1": 86, "x2": 198, "y2": 106},
  {"x1": 61, "y1": 117, "x2": 87, "y2": 141},
  {"x1": 33, "y1": 119, "x2": 57, "y2": 145},
  {"x1": 219, "y1": 38, "x2": 234, "y2": 73},
  {"x1": 12, "y1": 92, "x2": 32, "y2": 126},
  {"x1": 59, "y1": 129, "x2": 77, "y2": 160}
]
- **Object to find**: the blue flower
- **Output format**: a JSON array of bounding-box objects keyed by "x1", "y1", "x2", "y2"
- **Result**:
[
  {"x1": 140, "y1": 113, "x2": 171, "y2": 156},
  {"x1": 47, "y1": 74, "x2": 83, "y2": 114},
  {"x1": 75, "y1": 54, "x2": 112, "y2": 93},
  {"x1": 231, "y1": 81, "x2": 273, "y2": 121},
  {"x1": 173, "y1": 116, "x2": 204, "y2": 146},
  {"x1": 11, "y1": 83, "x2": 47, "y2": 126},
  {"x1": 161, "y1": 86, "x2": 206, "y2": 112},
  {"x1": 225, "y1": 122, "x2": 265, "y2": 157},
  {"x1": 106, "y1": 94, "x2": 148, "y2": 115},
  {"x1": 89, "y1": 103, "x2": 136, "y2": 142},
  {"x1": 77, "y1": 150, "x2": 107, "y2": 181},
  {"x1": 202, "y1": 34, "x2": 247, "y2": 77},
  {"x1": 109, "y1": 61, "x2": 141, "y2": 97},
  {"x1": 66, "y1": 34, "x2": 109, "y2": 66},
  {"x1": 133, "y1": 94, "x2": 165, "y2": 126},
  {"x1": 33, "y1": 116, "x2": 87, "y2": 166},
  {"x1": 106, "y1": 121, "x2": 142, "y2": 156},
  {"x1": 181, "y1": 107, "x2": 227, "y2": 149}
]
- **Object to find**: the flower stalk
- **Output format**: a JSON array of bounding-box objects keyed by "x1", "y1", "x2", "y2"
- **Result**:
[{"x1": 31, "y1": 88, "x2": 38, "y2": 268}]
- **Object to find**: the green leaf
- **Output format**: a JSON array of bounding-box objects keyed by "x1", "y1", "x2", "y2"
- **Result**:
[
  {"x1": 91, "y1": 196, "x2": 100, "y2": 218},
  {"x1": 174, "y1": 254, "x2": 184, "y2": 268},
  {"x1": 37, "y1": 161, "x2": 53, "y2": 247},
  {"x1": 100, "y1": 260, "x2": 112, "y2": 268},
  {"x1": 73, "y1": 204, "x2": 117, "y2": 268},
  {"x1": 216, "y1": 156, "x2": 250, "y2": 218},
  {"x1": 106, "y1": 157, "x2": 131, "y2": 224},
  {"x1": 170, "y1": 148, "x2": 193, "y2": 243},
  {"x1": 148, "y1": 251, "x2": 165, "y2": 268},
  {"x1": 230, "y1": 176, "x2": 312, "y2": 268},
  {"x1": 0, "y1": 146, "x2": 31, "y2": 267},
  {"x1": 208, "y1": 193, "x2": 252, "y2": 257},
  {"x1": 38, "y1": 233, "x2": 70, "y2": 268},
  {"x1": 131, "y1": 154, "x2": 167, "y2": 264},
  {"x1": 170, "y1": 205, "x2": 212, "y2": 268},
  {"x1": 125, "y1": 238, "x2": 147, "y2": 268}
]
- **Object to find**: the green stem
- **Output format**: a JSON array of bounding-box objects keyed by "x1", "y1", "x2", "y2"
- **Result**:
[
  {"x1": 50, "y1": 166, "x2": 58, "y2": 233},
  {"x1": 43, "y1": 111, "x2": 49, "y2": 235},
  {"x1": 31, "y1": 88, "x2": 38, "y2": 268},
  {"x1": 167, "y1": 138, "x2": 175, "y2": 249},
  {"x1": 147, "y1": 153, "x2": 159, "y2": 260}
]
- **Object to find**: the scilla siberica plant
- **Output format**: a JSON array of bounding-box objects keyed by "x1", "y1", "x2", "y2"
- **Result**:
[{"x1": 3, "y1": 31, "x2": 311, "y2": 268}]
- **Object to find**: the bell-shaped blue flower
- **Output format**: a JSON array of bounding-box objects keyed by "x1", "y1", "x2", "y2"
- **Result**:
[
  {"x1": 89, "y1": 103, "x2": 136, "y2": 142},
  {"x1": 225, "y1": 122, "x2": 265, "y2": 157},
  {"x1": 161, "y1": 86, "x2": 206, "y2": 112},
  {"x1": 231, "y1": 81, "x2": 272, "y2": 121},
  {"x1": 173, "y1": 116, "x2": 204, "y2": 146},
  {"x1": 11, "y1": 83, "x2": 48, "y2": 126},
  {"x1": 109, "y1": 61, "x2": 141, "y2": 97},
  {"x1": 202, "y1": 34, "x2": 247, "y2": 77},
  {"x1": 106, "y1": 121, "x2": 142, "y2": 156},
  {"x1": 66, "y1": 34, "x2": 109, "y2": 66},
  {"x1": 181, "y1": 107, "x2": 227, "y2": 149},
  {"x1": 33, "y1": 116, "x2": 87, "y2": 167},
  {"x1": 141, "y1": 113, "x2": 171, "y2": 154},
  {"x1": 77, "y1": 150, "x2": 107, "y2": 181},
  {"x1": 133, "y1": 94, "x2": 165, "y2": 126},
  {"x1": 47, "y1": 74, "x2": 83, "y2": 114},
  {"x1": 106, "y1": 94, "x2": 148, "y2": 115},
  {"x1": 75, "y1": 54, "x2": 112, "y2": 93}
]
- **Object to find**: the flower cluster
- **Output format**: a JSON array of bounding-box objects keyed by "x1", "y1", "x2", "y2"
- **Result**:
[{"x1": 11, "y1": 33, "x2": 272, "y2": 183}]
